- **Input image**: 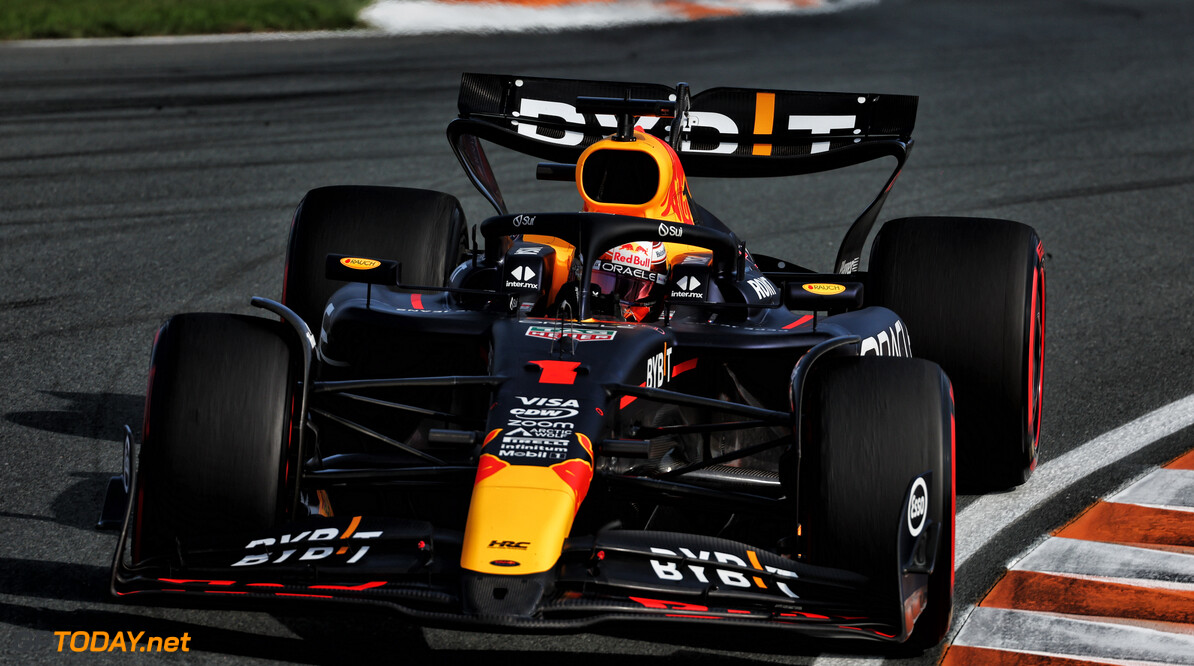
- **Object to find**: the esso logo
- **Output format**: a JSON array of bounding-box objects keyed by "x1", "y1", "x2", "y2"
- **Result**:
[{"x1": 907, "y1": 477, "x2": 928, "y2": 537}]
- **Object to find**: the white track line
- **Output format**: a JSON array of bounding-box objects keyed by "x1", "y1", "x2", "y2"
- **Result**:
[{"x1": 813, "y1": 393, "x2": 1194, "y2": 664}]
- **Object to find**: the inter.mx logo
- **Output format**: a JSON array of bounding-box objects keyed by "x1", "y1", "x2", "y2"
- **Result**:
[
  {"x1": 510, "y1": 266, "x2": 535, "y2": 282},
  {"x1": 525, "y1": 325, "x2": 616, "y2": 342}
]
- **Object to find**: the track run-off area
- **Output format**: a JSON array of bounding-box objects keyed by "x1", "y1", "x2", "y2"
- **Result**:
[{"x1": 2, "y1": 0, "x2": 1193, "y2": 663}]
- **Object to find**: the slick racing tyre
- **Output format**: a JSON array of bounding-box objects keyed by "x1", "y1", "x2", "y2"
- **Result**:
[
  {"x1": 283, "y1": 186, "x2": 469, "y2": 333},
  {"x1": 803, "y1": 357, "x2": 955, "y2": 650},
  {"x1": 133, "y1": 314, "x2": 297, "y2": 564},
  {"x1": 868, "y1": 217, "x2": 1045, "y2": 491}
]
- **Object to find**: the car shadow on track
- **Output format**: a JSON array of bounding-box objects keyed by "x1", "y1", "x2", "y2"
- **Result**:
[
  {"x1": 0, "y1": 472, "x2": 114, "y2": 532},
  {"x1": 4, "y1": 390, "x2": 142, "y2": 443}
]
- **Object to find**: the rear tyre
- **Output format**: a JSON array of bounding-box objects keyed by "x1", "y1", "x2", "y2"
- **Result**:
[
  {"x1": 134, "y1": 314, "x2": 297, "y2": 564},
  {"x1": 804, "y1": 356, "x2": 954, "y2": 649},
  {"x1": 283, "y1": 186, "x2": 469, "y2": 332},
  {"x1": 869, "y1": 217, "x2": 1044, "y2": 491}
]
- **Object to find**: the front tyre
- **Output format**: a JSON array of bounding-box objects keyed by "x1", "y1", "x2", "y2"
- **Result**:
[
  {"x1": 133, "y1": 313, "x2": 297, "y2": 564},
  {"x1": 803, "y1": 356, "x2": 955, "y2": 649}
]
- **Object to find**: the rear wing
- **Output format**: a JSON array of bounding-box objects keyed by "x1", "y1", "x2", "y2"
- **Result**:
[{"x1": 447, "y1": 73, "x2": 918, "y2": 274}]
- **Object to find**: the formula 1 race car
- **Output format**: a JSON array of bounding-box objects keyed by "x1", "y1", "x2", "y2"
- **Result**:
[{"x1": 101, "y1": 73, "x2": 1045, "y2": 651}]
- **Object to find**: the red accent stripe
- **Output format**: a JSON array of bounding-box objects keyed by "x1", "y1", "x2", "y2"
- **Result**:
[
  {"x1": 247, "y1": 583, "x2": 284, "y2": 588},
  {"x1": 474, "y1": 454, "x2": 509, "y2": 485},
  {"x1": 529, "y1": 359, "x2": 581, "y2": 384},
  {"x1": 552, "y1": 458, "x2": 594, "y2": 512},
  {"x1": 411, "y1": 293, "x2": 424, "y2": 309},
  {"x1": 783, "y1": 314, "x2": 814, "y2": 330},
  {"x1": 671, "y1": 357, "x2": 699, "y2": 378},
  {"x1": 949, "y1": 380, "x2": 957, "y2": 590},
  {"x1": 1027, "y1": 267, "x2": 1038, "y2": 441},
  {"x1": 309, "y1": 581, "x2": 388, "y2": 591},
  {"x1": 780, "y1": 611, "x2": 830, "y2": 620},
  {"x1": 628, "y1": 597, "x2": 707, "y2": 612},
  {"x1": 620, "y1": 381, "x2": 647, "y2": 408},
  {"x1": 276, "y1": 593, "x2": 334, "y2": 599}
]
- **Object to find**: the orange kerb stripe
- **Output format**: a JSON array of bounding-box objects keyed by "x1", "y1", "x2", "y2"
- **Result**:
[
  {"x1": 942, "y1": 645, "x2": 1113, "y2": 666},
  {"x1": 1166, "y1": 448, "x2": 1194, "y2": 470},
  {"x1": 980, "y1": 569, "x2": 1194, "y2": 624},
  {"x1": 660, "y1": 1, "x2": 741, "y2": 19},
  {"x1": 1054, "y1": 501, "x2": 1194, "y2": 547},
  {"x1": 752, "y1": 92, "x2": 775, "y2": 156}
]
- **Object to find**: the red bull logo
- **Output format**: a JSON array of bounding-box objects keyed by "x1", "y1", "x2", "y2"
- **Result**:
[{"x1": 605, "y1": 242, "x2": 665, "y2": 270}]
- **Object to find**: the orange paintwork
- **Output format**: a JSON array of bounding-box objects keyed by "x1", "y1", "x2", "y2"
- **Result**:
[
  {"x1": 752, "y1": 92, "x2": 775, "y2": 156},
  {"x1": 461, "y1": 460, "x2": 593, "y2": 574},
  {"x1": 577, "y1": 129, "x2": 694, "y2": 226}
]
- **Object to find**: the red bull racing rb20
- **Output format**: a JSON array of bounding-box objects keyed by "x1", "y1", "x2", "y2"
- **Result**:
[{"x1": 101, "y1": 73, "x2": 1046, "y2": 652}]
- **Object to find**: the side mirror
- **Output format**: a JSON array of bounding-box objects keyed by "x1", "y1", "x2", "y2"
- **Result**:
[
  {"x1": 325, "y1": 254, "x2": 400, "y2": 285},
  {"x1": 783, "y1": 280, "x2": 864, "y2": 311}
]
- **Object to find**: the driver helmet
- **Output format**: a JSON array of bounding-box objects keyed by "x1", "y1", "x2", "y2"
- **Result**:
[{"x1": 591, "y1": 240, "x2": 668, "y2": 322}]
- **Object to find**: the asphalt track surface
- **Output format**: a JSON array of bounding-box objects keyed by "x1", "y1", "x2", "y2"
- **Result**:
[{"x1": 2, "y1": 0, "x2": 1193, "y2": 663}]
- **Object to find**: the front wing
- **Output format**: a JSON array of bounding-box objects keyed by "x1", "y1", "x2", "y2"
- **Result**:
[{"x1": 111, "y1": 512, "x2": 922, "y2": 643}]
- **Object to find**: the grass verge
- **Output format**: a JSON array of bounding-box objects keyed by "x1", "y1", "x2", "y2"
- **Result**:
[{"x1": 1, "y1": 0, "x2": 374, "y2": 40}]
